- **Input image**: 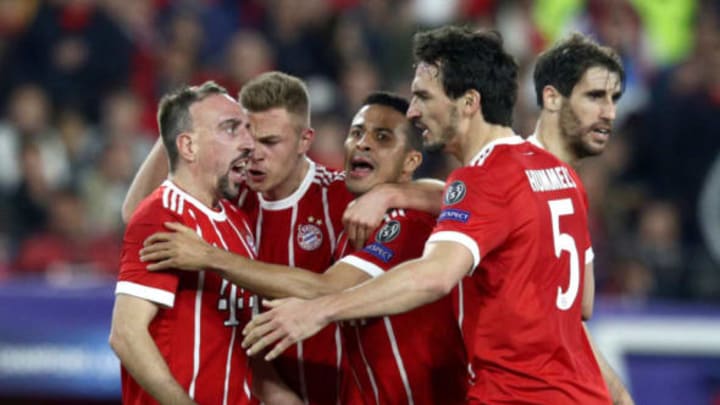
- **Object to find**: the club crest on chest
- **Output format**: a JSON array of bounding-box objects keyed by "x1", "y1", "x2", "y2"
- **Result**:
[{"x1": 297, "y1": 216, "x2": 324, "y2": 251}]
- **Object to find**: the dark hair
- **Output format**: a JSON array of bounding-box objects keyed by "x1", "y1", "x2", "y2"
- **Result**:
[
  {"x1": 157, "y1": 81, "x2": 228, "y2": 172},
  {"x1": 240, "y1": 71, "x2": 310, "y2": 128},
  {"x1": 533, "y1": 32, "x2": 625, "y2": 107},
  {"x1": 413, "y1": 26, "x2": 518, "y2": 126},
  {"x1": 361, "y1": 91, "x2": 423, "y2": 152}
]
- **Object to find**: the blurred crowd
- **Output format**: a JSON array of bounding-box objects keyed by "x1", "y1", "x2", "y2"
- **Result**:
[{"x1": 0, "y1": 0, "x2": 717, "y2": 302}]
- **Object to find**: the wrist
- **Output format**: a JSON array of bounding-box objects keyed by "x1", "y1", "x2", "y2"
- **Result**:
[
  {"x1": 380, "y1": 183, "x2": 400, "y2": 208},
  {"x1": 315, "y1": 295, "x2": 339, "y2": 324}
]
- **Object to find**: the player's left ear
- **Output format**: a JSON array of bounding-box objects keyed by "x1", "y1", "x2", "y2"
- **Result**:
[
  {"x1": 298, "y1": 127, "x2": 315, "y2": 154},
  {"x1": 461, "y1": 89, "x2": 481, "y2": 115},
  {"x1": 402, "y1": 150, "x2": 423, "y2": 177}
]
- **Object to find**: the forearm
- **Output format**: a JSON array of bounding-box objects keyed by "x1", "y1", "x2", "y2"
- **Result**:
[
  {"x1": 110, "y1": 326, "x2": 195, "y2": 405},
  {"x1": 583, "y1": 323, "x2": 634, "y2": 405},
  {"x1": 207, "y1": 248, "x2": 337, "y2": 299},
  {"x1": 122, "y1": 138, "x2": 169, "y2": 222},
  {"x1": 320, "y1": 257, "x2": 449, "y2": 322},
  {"x1": 387, "y1": 179, "x2": 444, "y2": 215}
]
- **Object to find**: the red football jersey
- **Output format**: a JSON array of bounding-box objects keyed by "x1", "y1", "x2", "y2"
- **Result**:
[
  {"x1": 236, "y1": 159, "x2": 354, "y2": 405},
  {"x1": 452, "y1": 135, "x2": 596, "y2": 335},
  {"x1": 336, "y1": 209, "x2": 467, "y2": 405},
  {"x1": 117, "y1": 180, "x2": 257, "y2": 405},
  {"x1": 429, "y1": 137, "x2": 610, "y2": 404}
]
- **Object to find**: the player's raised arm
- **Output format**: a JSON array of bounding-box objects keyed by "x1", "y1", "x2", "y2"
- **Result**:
[
  {"x1": 241, "y1": 240, "x2": 472, "y2": 360},
  {"x1": 109, "y1": 295, "x2": 197, "y2": 405},
  {"x1": 343, "y1": 178, "x2": 444, "y2": 248},
  {"x1": 122, "y1": 138, "x2": 169, "y2": 223}
]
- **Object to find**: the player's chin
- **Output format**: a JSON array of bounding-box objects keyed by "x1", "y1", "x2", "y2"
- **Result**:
[
  {"x1": 586, "y1": 140, "x2": 607, "y2": 156},
  {"x1": 345, "y1": 178, "x2": 374, "y2": 195},
  {"x1": 220, "y1": 179, "x2": 241, "y2": 200}
]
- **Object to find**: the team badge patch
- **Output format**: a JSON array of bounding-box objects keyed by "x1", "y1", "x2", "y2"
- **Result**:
[
  {"x1": 444, "y1": 181, "x2": 466, "y2": 205},
  {"x1": 297, "y1": 224, "x2": 323, "y2": 251},
  {"x1": 363, "y1": 242, "x2": 394, "y2": 263},
  {"x1": 438, "y1": 208, "x2": 470, "y2": 223},
  {"x1": 376, "y1": 220, "x2": 401, "y2": 243}
]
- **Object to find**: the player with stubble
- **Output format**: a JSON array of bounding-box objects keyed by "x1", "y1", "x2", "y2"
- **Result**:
[
  {"x1": 138, "y1": 92, "x2": 467, "y2": 404},
  {"x1": 121, "y1": 73, "x2": 445, "y2": 405},
  {"x1": 109, "y1": 82, "x2": 300, "y2": 405},
  {"x1": 242, "y1": 26, "x2": 613, "y2": 404},
  {"x1": 529, "y1": 32, "x2": 634, "y2": 405}
]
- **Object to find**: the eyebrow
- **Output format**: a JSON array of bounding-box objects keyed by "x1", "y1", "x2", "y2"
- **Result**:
[
  {"x1": 255, "y1": 133, "x2": 282, "y2": 141},
  {"x1": 218, "y1": 118, "x2": 242, "y2": 129},
  {"x1": 412, "y1": 89, "x2": 430, "y2": 98}
]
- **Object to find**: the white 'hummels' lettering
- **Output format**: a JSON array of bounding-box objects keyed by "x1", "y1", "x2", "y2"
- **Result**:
[{"x1": 525, "y1": 166, "x2": 577, "y2": 192}]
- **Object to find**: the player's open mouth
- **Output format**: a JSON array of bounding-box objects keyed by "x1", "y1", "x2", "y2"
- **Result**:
[
  {"x1": 348, "y1": 156, "x2": 375, "y2": 178},
  {"x1": 229, "y1": 159, "x2": 246, "y2": 182},
  {"x1": 246, "y1": 168, "x2": 266, "y2": 183},
  {"x1": 590, "y1": 125, "x2": 611, "y2": 141},
  {"x1": 414, "y1": 120, "x2": 430, "y2": 139}
]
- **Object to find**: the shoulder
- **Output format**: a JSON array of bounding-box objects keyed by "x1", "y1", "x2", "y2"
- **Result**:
[
  {"x1": 313, "y1": 164, "x2": 347, "y2": 188},
  {"x1": 222, "y1": 199, "x2": 253, "y2": 226},
  {"x1": 385, "y1": 208, "x2": 435, "y2": 227},
  {"x1": 377, "y1": 208, "x2": 435, "y2": 239},
  {"x1": 128, "y1": 186, "x2": 181, "y2": 227},
  {"x1": 310, "y1": 163, "x2": 353, "y2": 209}
]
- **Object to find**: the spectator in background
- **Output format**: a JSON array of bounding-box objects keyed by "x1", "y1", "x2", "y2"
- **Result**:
[
  {"x1": 0, "y1": 83, "x2": 69, "y2": 194},
  {"x1": 222, "y1": 30, "x2": 277, "y2": 96},
  {"x1": 14, "y1": 187, "x2": 120, "y2": 276},
  {"x1": 80, "y1": 139, "x2": 134, "y2": 236},
  {"x1": 97, "y1": 89, "x2": 154, "y2": 168},
  {"x1": 6, "y1": 0, "x2": 133, "y2": 121},
  {"x1": 264, "y1": 0, "x2": 338, "y2": 80},
  {"x1": 7, "y1": 142, "x2": 50, "y2": 245},
  {"x1": 57, "y1": 106, "x2": 99, "y2": 179},
  {"x1": 631, "y1": 200, "x2": 686, "y2": 298}
]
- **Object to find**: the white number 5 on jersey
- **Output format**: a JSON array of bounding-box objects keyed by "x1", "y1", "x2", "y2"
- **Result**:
[{"x1": 548, "y1": 198, "x2": 580, "y2": 310}]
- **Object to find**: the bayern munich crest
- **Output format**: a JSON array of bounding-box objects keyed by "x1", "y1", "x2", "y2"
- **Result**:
[
  {"x1": 297, "y1": 223, "x2": 323, "y2": 251},
  {"x1": 444, "y1": 181, "x2": 467, "y2": 205}
]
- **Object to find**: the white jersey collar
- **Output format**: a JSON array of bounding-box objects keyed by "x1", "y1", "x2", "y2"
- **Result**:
[
  {"x1": 468, "y1": 135, "x2": 525, "y2": 166},
  {"x1": 163, "y1": 180, "x2": 227, "y2": 221},
  {"x1": 526, "y1": 133, "x2": 545, "y2": 149}
]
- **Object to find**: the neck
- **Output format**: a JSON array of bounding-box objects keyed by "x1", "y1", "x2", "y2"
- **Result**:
[
  {"x1": 535, "y1": 113, "x2": 577, "y2": 165},
  {"x1": 170, "y1": 166, "x2": 218, "y2": 209},
  {"x1": 262, "y1": 156, "x2": 310, "y2": 201},
  {"x1": 455, "y1": 118, "x2": 516, "y2": 165}
]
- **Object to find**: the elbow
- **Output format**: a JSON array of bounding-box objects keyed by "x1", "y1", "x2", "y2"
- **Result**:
[
  {"x1": 416, "y1": 275, "x2": 454, "y2": 301},
  {"x1": 108, "y1": 323, "x2": 132, "y2": 359}
]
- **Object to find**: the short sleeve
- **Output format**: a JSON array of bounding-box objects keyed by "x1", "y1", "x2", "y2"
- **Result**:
[
  {"x1": 427, "y1": 167, "x2": 511, "y2": 270},
  {"x1": 340, "y1": 211, "x2": 433, "y2": 278},
  {"x1": 116, "y1": 204, "x2": 182, "y2": 307}
]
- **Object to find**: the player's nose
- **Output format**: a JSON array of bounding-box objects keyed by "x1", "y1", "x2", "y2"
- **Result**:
[
  {"x1": 600, "y1": 99, "x2": 617, "y2": 122},
  {"x1": 407, "y1": 102, "x2": 421, "y2": 120}
]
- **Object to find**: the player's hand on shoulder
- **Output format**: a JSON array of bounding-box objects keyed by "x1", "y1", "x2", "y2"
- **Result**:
[
  {"x1": 343, "y1": 184, "x2": 393, "y2": 249},
  {"x1": 139, "y1": 222, "x2": 210, "y2": 271}
]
